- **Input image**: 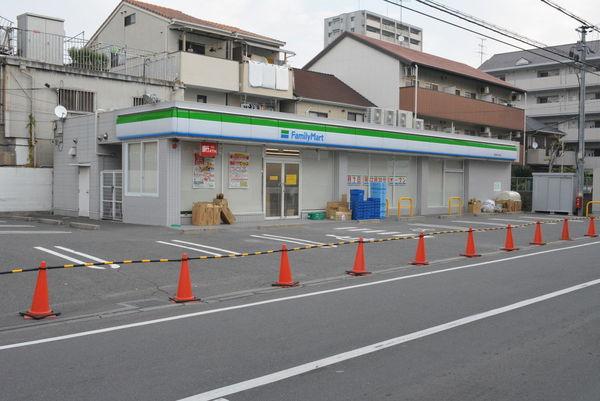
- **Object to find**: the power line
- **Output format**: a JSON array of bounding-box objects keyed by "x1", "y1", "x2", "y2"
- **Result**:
[
  {"x1": 539, "y1": 0, "x2": 600, "y2": 35},
  {"x1": 381, "y1": 0, "x2": 600, "y2": 80}
]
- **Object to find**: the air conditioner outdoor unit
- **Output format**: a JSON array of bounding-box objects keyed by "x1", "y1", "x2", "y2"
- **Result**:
[
  {"x1": 384, "y1": 109, "x2": 397, "y2": 126},
  {"x1": 414, "y1": 118, "x2": 424, "y2": 130},
  {"x1": 481, "y1": 86, "x2": 490, "y2": 94},
  {"x1": 366, "y1": 107, "x2": 383, "y2": 124},
  {"x1": 397, "y1": 110, "x2": 413, "y2": 128}
]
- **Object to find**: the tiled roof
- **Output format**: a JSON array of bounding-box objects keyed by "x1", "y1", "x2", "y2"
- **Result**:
[
  {"x1": 123, "y1": 0, "x2": 282, "y2": 44},
  {"x1": 305, "y1": 32, "x2": 524, "y2": 92},
  {"x1": 292, "y1": 69, "x2": 375, "y2": 107}
]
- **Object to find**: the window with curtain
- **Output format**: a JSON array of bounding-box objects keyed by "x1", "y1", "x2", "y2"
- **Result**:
[{"x1": 127, "y1": 141, "x2": 158, "y2": 195}]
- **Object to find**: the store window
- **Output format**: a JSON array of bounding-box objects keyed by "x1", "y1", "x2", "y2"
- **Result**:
[
  {"x1": 427, "y1": 159, "x2": 464, "y2": 207},
  {"x1": 347, "y1": 112, "x2": 365, "y2": 122},
  {"x1": 196, "y1": 95, "x2": 207, "y2": 103},
  {"x1": 127, "y1": 141, "x2": 158, "y2": 196},
  {"x1": 309, "y1": 111, "x2": 328, "y2": 118}
]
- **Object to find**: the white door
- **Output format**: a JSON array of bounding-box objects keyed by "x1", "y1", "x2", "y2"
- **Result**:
[
  {"x1": 264, "y1": 160, "x2": 300, "y2": 219},
  {"x1": 78, "y1": 167, "x2": 90, "y2": 217}
]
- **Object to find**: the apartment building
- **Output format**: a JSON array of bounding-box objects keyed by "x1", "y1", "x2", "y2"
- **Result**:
[
  {"x1": 480, "y1": 41, "x2": 600, "y2": 169},
  {"x1": 0, "y1": 12, "x2": 176, "y2": 167},
  {"x1": 306, "y1": 33, "x2": 525, "y2": 145},
  {"x1": 324, "y1": 10, "x2": 423, "y2": 51},
  {"x1": 89, "y1": 0, "x2": 295, "y2": 112}
]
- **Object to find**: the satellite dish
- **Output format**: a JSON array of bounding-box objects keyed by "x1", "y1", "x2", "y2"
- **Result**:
[
  {"x1": 531, "y1": 141, "x2": 539, "y2": 149},
  {"x1": 54, "y1": 105, "x2": 68, "y2": 119}
]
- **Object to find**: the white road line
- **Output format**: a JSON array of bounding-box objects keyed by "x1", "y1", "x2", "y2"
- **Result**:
[
  {"x1": 452, "y1": 220, "x2": 507, "y2": 227},
  {"x1": 362, "y1": 229, "x2": 386, "y2": 233},
  {"x1": 171, "y1": 240, "x2": 238, "y2": 255},
  {"x1": 379, "y1": 231, "x2": 401, "y2": 235},
  {"x1": 258, "y1": 233, "x2": 326, "y2": 245},
  {"x1": 325, "y1": 234, "x2": 374, "y2": 242},
  {"x1": 0, "y1": 225, "x2": 35, "y2": 228},
  {"x1": 34, "y1": 247, "x2": 105, "y2": 270},
  {"x1": 334, "y1": 227, "x2": 357, "y2": 230},
  {"x1": 408, "y1": 223, "x2": 468, "y2": 230},
  {"x1": 178, "y1": 276, "x2": 600, "y2": 401},
  {"x1": 490, "y1": 218, "x2": 537, "y2": 223},
  {"x1": 346, "y1": 228, "x2": 372, "y2": 232},
  {"x1": 250, "y1": 235, "x2": 320, "y2": 247},
  {"x1": 3, "y1": 240, "x2": 598, "y2": 353},
  {"x1": 54, "y1": 246, "x2": 120, "y2": 269},
  {"x1": 0, "y1": 231, "x2": 71, "y2": 234},
  {"x1": 522, "y1": 216, "x2": 581, "y2": 222},
  {"x1": 156, "y1": 241, "x2": 223, "y2": 257}
]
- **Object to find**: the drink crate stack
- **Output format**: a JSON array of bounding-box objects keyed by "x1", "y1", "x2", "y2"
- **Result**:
[{"x1": 369, "y1": 182, "x2": 387, "y2": 218}]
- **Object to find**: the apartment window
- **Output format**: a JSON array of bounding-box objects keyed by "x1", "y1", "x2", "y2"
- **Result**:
[
  {"x1": 58, "y1": 89, "x2": 95, "y2": 112},
  {"x1": 537, "y1": 69, "x2": 559, "y2": 78},
  {"x1": 455, "y1": 89, "x2": 461, "y2": 96},
  {"x1": 366, "y1": 26, "x2": 380, "y2": 33},
  {"x1": 398, "y1": 24, "x2": 409, "y2": 31},
  {"x1": 308, "y1": 111, "x2": 328, "y2": 118},
  {"x1": 347, "y1": 112, "x2": 365, "y2": 122},
  {"x1": 537, "y1": 96, "x2": 559, "y2": 103},
  {"x1": 124, "y1": 13, "x2": 136, "y2": 26},
  {"x1": 127, "y1": 141, "x2": 158, "y2": 196},
  {"x1": 350, "y1": 28, "x2": 355, "y2": 32},
  {"x1": 410, "y1": 27, "x2": 421, "y2": 35},
  {"x1": 178, "y1": 40, "x2": 205, "y2": 55},
  {"x1": 382, "y1": 30, "x2": 395, "y2": 38},
  {"x1": 196, "y1": 95, "x2": 207, "y2": 103},
  {"x1": 350, "y1": 16, "x2": 355, "y2": 22},
  {"x1": 132, "y1": 96, "x2": 145, "y2": 106},
  {"x1": 409, "y1": 38, "x2": 420, "y2": 45}
]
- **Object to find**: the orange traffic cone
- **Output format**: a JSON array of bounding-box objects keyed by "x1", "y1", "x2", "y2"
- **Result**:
[
  {"x1": 585, "y1": 216, "x2": 598, "y2": 237},
  {"x1": 272, "y1": 244, "x2": 299, "y2": 287},
  {"x1": 170, "y1": 253, "x2": 198, "y2": 303},
  {"x1": 20, "y1": 261, "x2": 59, "y2": 319},
  {"x1": 501, "y1": 224, "x2": 519, "y2": 251},
  {"x1": 460, "y1": 227, "x2": 481, "y2": 257},
  {"x1": 530, "y1": 221, "x2": 546, "y2": 245},
  {"x1": 346, "y1": 237, "x2": 371, "y2": 276},
  {"x1": 411, "y1": 232, "x2": 429, "y2": 265},
  {"x1": 561, "y1": 219, "x2": 572, "y2": 241}
]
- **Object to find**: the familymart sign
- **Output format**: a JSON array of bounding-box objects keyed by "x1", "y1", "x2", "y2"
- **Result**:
[{"x1": 116, "y1": 107, "x2": 518, "y2": 161}]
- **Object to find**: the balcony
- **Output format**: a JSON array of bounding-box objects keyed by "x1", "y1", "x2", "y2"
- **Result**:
[
  {"x1": 399, "y1": 86, "x2": 525, "y2": 131},
  {"x1": 562, "y1": 127, "x2": 600, "y2": 142},
  {"x1": 526, "y1": 99, "x2": 600, "y2": 117},
  {"x1": 177, "y1": 51, "x2": 239, "y2": 92},
  {"x1": 239, "y1": 61, "x2": 293, "y2": 100},
  {"x1": 526, "y1": 149, "x2": 576, "y2": 166},
  {"x1": 505, "y1": 72, "x2": 600, "y2": 92}
]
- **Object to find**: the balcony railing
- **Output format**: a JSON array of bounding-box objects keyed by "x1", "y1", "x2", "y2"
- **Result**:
[{"x1": 399, "y1": 86, "x2": 525, "y2": 131}]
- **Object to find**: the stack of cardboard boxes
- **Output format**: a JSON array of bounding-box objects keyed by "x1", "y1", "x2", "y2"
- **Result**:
[
  {"x1": 192, "y1": 195, "x2": 237, "y2": 226},
  {"x1": 496, "y1": 199, "x2": 522, "y2": 213},
  {"x1": 326, "y1": 194, "x2": 352, "y2": 221}
]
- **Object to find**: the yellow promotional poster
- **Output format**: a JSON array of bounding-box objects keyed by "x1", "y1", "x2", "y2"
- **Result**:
[{"x1": 285, "y1": 174, "x2": 297, "y2": 185}]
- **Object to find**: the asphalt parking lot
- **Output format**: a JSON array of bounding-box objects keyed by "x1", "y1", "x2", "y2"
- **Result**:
[{"x1": 0, "y1": 213, "x2": 590, "y2": 329}]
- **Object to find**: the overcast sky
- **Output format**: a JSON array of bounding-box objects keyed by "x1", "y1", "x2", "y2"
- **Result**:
[{"x1": 2, "y1": 0, "x2": 599, "y2": 68}]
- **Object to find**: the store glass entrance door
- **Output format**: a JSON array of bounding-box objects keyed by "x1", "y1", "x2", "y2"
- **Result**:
[{"x1": 265, "y1": 161, "x2": 300, "y2": 219}]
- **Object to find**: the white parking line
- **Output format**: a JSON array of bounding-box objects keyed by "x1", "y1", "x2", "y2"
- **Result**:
[
  {"x1": 34, "y1": 247, "x2": 106, "y2": 270},
  {"x1": 452, "y1": 220, "x2": 507, "y2": 227},
  {"x1": 0, "y1": 225, "x2": 35, "y2": 228},
  {"x1": 54, "y1": 246, "x2": 120, "y2": 269},
  {"x1": 379, "y1": 231, "x2": 402, "y2": 235},
  {"x1": 178, "y1": 275, "x2": 600, "y2": 401},
  {"x1": 334, "y1": 227, "x2": 357, "y2": 230},
  {"x1": 156, "y1": 241, "x2": 222, "y2": 257},
  {"x1": 250, "y1": 235, "x2": 325, "y2": 247},
  {"x1": 3, "y1": 240, "x2": 598, "y2": 352},
  {"x1": 521, "y1": 216, "x2": 581, "y2": 222},
  {"x1": 258, "y1": 233, "x2": 326, "y2": 246},
  {"x1": 408, "y1": 223, "x2": 468, "y2": 230},
  {"x1": 490, "y1": 218, "x2": 538, "y2": 223},
  {"x1": 325, "y1": 234, "x2": 374, "y2": 242},
  {"x1": 171, "y1": 240, "x2": 238, "y2": 255},
  {"x1": 0, "y1": 231, "x2": 71, "y2": 234},
  {"x1": 361, "y1": 229, "x2": 386, "y2": 233},
  {"x1": 346, "y1": 228, "x2": 371, "y2": 232}
]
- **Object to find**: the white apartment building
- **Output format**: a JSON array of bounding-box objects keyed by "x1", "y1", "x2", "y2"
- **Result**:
[
  {"x1": 90, "y1": 0, "x2": 296, "y2": 112},
  {"x1": 324, "y1": 10, "x2": 423, "y2": 51},
  {"x1": 480, "y1": 41, "x2": 600, "y2": 169}
]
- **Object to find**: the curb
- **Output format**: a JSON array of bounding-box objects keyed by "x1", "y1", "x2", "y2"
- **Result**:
[
  {"x1": 69, "y1": 222, "x2": 100, "y2": 230},
  {"x1": 37, "y1": 218, "x2": 64, "y2": 225}
]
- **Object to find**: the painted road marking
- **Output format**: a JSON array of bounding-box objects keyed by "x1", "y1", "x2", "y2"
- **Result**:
[
  {"x1": 178, "y1": 276, "x2": 600, "y2": 401},
  {"x1": 258, "y1": 233, "x2": 336, "y2": 248},
  {"x1": 250, "y1": 235, "x2": 321, "y2": 247},
  {"x1": 452, "y1": 220, "x2": 507, "y2": 227},
  {"x1": 361, "y1": 229, "x2": 386, "y2": 233},
  {"x1": 156, "y1": 241, "x2": 223, "y2": 257},
  {"x1": 34, "y1": 247, "x2": 106, "y2": 270},
  {"x1": 346, "y1": 228, "x2": 372, "y2": 232},
  {"x1": 0, "y1": 225, "x2": 35, "y2": 228},
  {"x1": 408, "y1": 223, "x2": 468, "y2": 230},
  {"x1": 0, "y1": 231, "x2": 71, "y2": 234},
  {"x1": 54, "y1": 246, "x2": 120, "y2": 269},
  {"x1": 490, "y1": 218, "x2": 539, "y2": 223},
  {"x1": 379, "y1": 231, "x2": 401, "y2": 235},
  {"x1": 171, "y1": 240, "x2": 239, "y2": 255},
  {"x1": 521, "y1": 216, "x2": 582, "y2": 223},
  {"x1": 4, "y1": 240, "x2": 597, "y2": 353},
  {"x1": 325, "y1": 234, "x2": 374, "y2": 242},
  {"x1": 334, "y1": 227, "x2": 357, "y2": 230}
]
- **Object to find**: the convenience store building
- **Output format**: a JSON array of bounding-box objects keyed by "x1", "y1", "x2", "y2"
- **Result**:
[{"x1": 54, "y1": 101, "x2": 518, "y2": 226}]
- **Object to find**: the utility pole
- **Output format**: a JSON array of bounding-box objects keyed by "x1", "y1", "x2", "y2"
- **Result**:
[
  {"x1": 477, "y1": 38, "x2": 487, "y2": 65},
  {"x1": 576, "y1": 26, "x2": 589, "y2": 216}
]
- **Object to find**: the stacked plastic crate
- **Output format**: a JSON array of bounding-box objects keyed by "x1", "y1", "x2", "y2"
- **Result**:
[
  {"x1": 369, "y1": 182, "x2": 387, "y2": 218},
  {"x1": 350, "y1": 189, "x2": 366, "y2": 220}
]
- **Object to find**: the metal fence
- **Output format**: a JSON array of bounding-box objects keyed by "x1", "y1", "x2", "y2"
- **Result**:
[{"x1": 0, "y1": 24, "x2": 178, "y2": 82}]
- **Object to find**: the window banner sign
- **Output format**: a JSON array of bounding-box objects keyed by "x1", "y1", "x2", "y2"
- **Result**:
[
  {"x1": 192, "y1": 156, "x2": 216, "y2": 189},
  {"x1": 347, "y1": 175, "x2": 407, "y2": 186},
  {"x1": 229, "y1": 152, "x2": 250, "y2": 189}
]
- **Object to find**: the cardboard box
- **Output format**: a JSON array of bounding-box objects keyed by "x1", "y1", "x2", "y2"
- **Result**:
[
  {"x1": 468, "y1": 200, "x2": 482, "y2": 215},
  {"x1": 192, "y1": 202, "x2": 221, "y2": 226},
  {"x1": 326, "y1": 201, "x2": 350, "y2": 219},
  {"x1": 335, "y1": 211, "x2": 352, "y2": 221}
]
